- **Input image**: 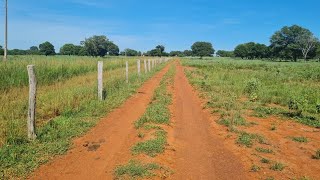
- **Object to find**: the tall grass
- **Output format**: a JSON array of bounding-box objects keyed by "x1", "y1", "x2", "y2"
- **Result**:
[
  {"x1": 182, "y1": 58, "x2": 320, "y2": 127},
  {"x1": 0, "y1": 56, "x2": 167, "y2": 179}
]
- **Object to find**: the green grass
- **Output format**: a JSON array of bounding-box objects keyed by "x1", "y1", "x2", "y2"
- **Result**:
[
  {"x1": 182, "y1": 58, "x2": 320, "y2": 127},
  {"x1": 256, "y1": 147, "x2": 274, "y2": 154},
  {"x1": 270, "y1": 162, "x2": 285, "y2": 171},
  {"x1": 251, "y1": 164, "x2": 261, "y2": 172},
  {"x1": 291, "y1": 136, "x2": 309, "y2": 143},
  {"x1": 312, "y1": 149, "x2": 320, "y2": 159},
  {"x1": 0, "y1": 56, "x2": 167, "y2": 179},
  {"x1": 260, "y1": 158, "x2": 270, "y2": 164},
  {"x1": 236, "y1": 132, "x2": 267, "y2": 148},
  {"x1": 114, "y1": 160, "x2": 160, "y2": 179},
  {"x1": 132, "y1": 130, "x2": 167, "y2": 157}
]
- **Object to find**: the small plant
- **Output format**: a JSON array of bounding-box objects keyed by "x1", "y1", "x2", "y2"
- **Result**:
[
  {"x1": 270, "y1": 125, "x2": 277, "y2": 131},
  {"x1": 291, "y1": 136, "x2": 309, "y2": 143},
  {"x1": 237, "y1": 132, "x2": 253, "y2": 147},
  {"x1": 256, "y1": 147, "x2": 273, "y2": 154},
  {"x1": 114, "y1": 160, "x2": 160, "y2": 179},
  {"x1": 270, "y1": 162, "x2": 285, "y2": 171},
  {"x1": 251, "y1": 165, "x2": 261, "y2": 172},
  {"x1": 312, "y1": 149, "x2": 320, "y2": 159},
  {"x1": 260, "y1": 158, "x2": 270, "y2": 164},
  {"x1": 137, "y1": 132, "x2": 145, "y2": 138}
]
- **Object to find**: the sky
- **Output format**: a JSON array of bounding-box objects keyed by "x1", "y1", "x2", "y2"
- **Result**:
[{"x1": 0, "y1": 0, "x2": 319, "y2": 52}]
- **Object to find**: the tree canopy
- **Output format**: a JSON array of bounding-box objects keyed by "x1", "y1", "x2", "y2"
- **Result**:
[
  {"x1": 270, "y1": 25, "x2": 318, "y2": 61},
  {"x1": 191, "y1": 42, "x2": 215, "y2": 58},
  {"x1": 39, "y1": 41, "x2": 56, "y2": 56},
  {"x1": 81, "y1": 35, "x2": 119, "y2": 57},
  {"x1": 216, "y1": 50, "x2": 234, "y2": 57},
  {"x1": 234, "y1": 42, "x2": 268, "y2": 59}
]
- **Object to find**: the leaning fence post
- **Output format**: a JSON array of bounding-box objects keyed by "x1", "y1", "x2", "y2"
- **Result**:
[
  {"x1": 98, "y1": 61, "x2": 103, "y2": 100},
  {"x1": 126, "y1": 61, "x2": 129, "y2": 83},
  {"x1": 144, "y1": 60, "x2": 147, "y2": 74},
  {"x1": 137, "y1": 60, "x2": 141, "y2": 76},
  {"x1": 27, "y1": 65, "x2": 37, "y2": 140}
]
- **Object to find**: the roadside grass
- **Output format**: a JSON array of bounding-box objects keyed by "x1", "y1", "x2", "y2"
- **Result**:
[
  {"x1": 0, "y1": 57, "x2": 167, "y2": 179},
  {"x1": 182, "y1": 58, "x2": 320, "y2": 128},
  {"x1": 260, "y1": 158, "x2": 270, "y2": 164},
  {"x1": 132, "y1": 130, "x2": 167, "y2": 157},
  {"x1": 236, "y1": 132, "x2": 267, "y2": 148},
  {"x1": 114, "y1": 160, "x2": 160, "y2": 179}
]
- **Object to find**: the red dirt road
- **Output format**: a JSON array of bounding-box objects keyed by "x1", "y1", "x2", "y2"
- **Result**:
[
  {"x1": 170, "y1": 62, "x2": 248, "y2": 179},
  {"x1": 30, "y1": 65, "x2": 171, "y2": 180}
]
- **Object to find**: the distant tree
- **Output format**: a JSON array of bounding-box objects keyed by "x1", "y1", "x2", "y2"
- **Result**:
[
  {"x1": 78, "y1": 47, "x2": 88, "y2": 56},
  {"x1": 234, "y1": 44, "x2": 248, "y2": 59},
  {"x1": 296, "y1": 32, "x2": 319, "y2": 61},
  {"x1": 169, "y1": 51, "x2": 184, "y2": 57},
  {"x1": 39, "y1": 41, "x2": 56, "y2": 56},
  {"x1": 191, "y1": 42, "x2": 215, "y2": 59},
  {"x1": 216, "y1": 50, "x2": 234, "y2": 57},
  {"x1": 0, "y1": 45, "x2": 3, "y2": 55},
  {"x1": 183, "y1": 50, "x2": 193, "y2": 56},
  {"x1": 107, "y1": 42, "x2": 119, "y2": 56},
  {"x1": 234, "y1": 42, "x2": 268, "y2": 59},
  {"x1": 316, "y1": 43, "x2": 320, "y2": 61},
  {"x1": 30, "y1": 46, "x2": 39, "y2": 52},
  {"x1": 124, "y1": 48, "x2": 139, "y2": 56},
  {"x1": 148, "y1": 49, "x2": 162, "y2": 57},
  {"x1": 81, "y1": 35, "x2": 110, "y2": 57},
  {"x1": 8, "y1": 49, "x2": 28, "y2": 55},
  {"x1": 270, "y1": 25, "x2": 318, "y2": 61},
  {"x1": 60, "y1": 44, "x2": 76, "y2": 55},
  {"x1": 156, "y1": 45, "x2": 165, "y2": 56}
]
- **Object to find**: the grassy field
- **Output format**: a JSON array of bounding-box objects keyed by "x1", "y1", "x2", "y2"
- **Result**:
[
  {"x1": 0, "y1": 55, "x2": 165, "y2": 178},
  {"x1": 182, "y1": 58, "x2": 320, "y2": 128}
]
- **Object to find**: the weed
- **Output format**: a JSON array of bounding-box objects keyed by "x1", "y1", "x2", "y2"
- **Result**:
[
  {"x1": 237, "y1": 132, "x2": 267, "y2": 148},
  {"x1": 137, "y1": 132, "x2": 145, "y2": 139},
  {"x1": 291, "y1": 137, "x2": 309, "y2": 143},
  {"x1": 312, "y1": 149, "x2": 320, "y2": 159},
  {"x1": 251, "y1": 165, "x2": 261, "y2": 172},
  {"x1": 256, "y1": 147, "x2": 273, "y2": 154},
  {"x1": 270, "y1": 162, "x2": 285, "y2": 171},
  {"x1": 260, "y1": 158, "x2": 270, "y2": 164}
]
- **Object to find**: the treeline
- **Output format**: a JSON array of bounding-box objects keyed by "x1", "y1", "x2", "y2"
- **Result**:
[{"x1": 217, "y1": 25, "x2": 320, "y2": 61}]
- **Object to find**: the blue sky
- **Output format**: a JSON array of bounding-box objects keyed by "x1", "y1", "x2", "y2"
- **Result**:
[{"x1": 0, "y1": 0, "x2": 319, "y2": 52}]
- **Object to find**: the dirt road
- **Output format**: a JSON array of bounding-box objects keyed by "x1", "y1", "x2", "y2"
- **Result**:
[
  {"x1": 30, "y1": 61, "x2": 249, "y2": 180},
  {"x1": 30, "y1": 65, "x2": 171, "y2": 180},
  {"x1": 170, "y1": 62, "x2": 247, "y2": 179}
]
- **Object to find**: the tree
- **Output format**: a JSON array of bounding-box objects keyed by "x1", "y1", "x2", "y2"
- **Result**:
[
  {"x1": 30, "y1": 46, "x2": 39, "y2": 52},
  {"x1": 316, "y1": 43, "x2": 320, "y2": 61},
  {"x1": 156, "y1": 45, "x2": 165, "y2": 56},
  {"x1": 183, "y1": 50, "x2": 193, "y2": 57},
  {"x1": 60, "y1": 44, "x2": 77, "y2": 55},
  {"x1": 234, "y1": 44, "x2": 248, "y2": 59},
  {"x1": 107, "y1": 42, "x2": 119, "y2": 56},
  {"x1": 296, "y1": 33, "x2": 319, "y2": 61},
  {"x1": 0, "y1": 46, "x2": 3, "y2": 55},
  {"x1": 81, "y1": 35, "x2": 110, "y2": 57},
  {"x1": 270, "y1": 25, "x2": 317, "y2": 61},
  {"x1": 191, "y1": 42, "x2": 215, "y2": 58},
  {"x1": 39, "y1": 41, "x2": 55, "y2": 56},
  {"x1": 216, "y1": 50, "x2": 234, "y2": 57},
  {"x1": 169, "y1": 51, "x2": 184, "y2": 57},
  {"x1": 124, "y1": 48, "x2": 139, "y2": 56}
]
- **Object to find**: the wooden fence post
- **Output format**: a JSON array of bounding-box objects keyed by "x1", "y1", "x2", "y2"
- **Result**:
[
  {"x1": 27, "y1": 65, "x2": 37, "y2": 140},
  {"x1": 144, "y1": 59, "x2": 147, "y2": 74},
  {"x1": 148, "y1": 59, "x2": 151, "y2": 72},
  {"x1": 126, "y1": 61, "x2": 129, "y2": 83},
  {"x1": 137, "y1": 60, "x2": 141, "y2": 76},
  {"x1": 98, "y1": 61, "x2": 103, "y2": 100}
]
